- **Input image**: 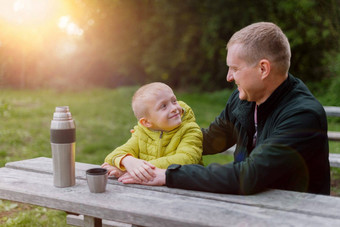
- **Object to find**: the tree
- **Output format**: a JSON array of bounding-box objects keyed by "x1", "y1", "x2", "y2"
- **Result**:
[{"x1": 0, "y1": 0, "x2": 339, "y2": 90}]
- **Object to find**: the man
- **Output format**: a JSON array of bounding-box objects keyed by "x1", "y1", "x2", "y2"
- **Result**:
[{"x1": 119, "y1": 22, "x2": 330, "y2": 195}]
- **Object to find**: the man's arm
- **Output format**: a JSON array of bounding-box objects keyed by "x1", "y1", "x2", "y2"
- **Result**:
[
  {"x1": 166, "y1": 111, "x2": 328, "y2": 195},
  {"x1": 202, "y1": 105, "x2": 237, "y2": 155}
]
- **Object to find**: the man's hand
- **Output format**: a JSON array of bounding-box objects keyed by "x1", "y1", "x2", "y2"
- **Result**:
[
  {"x1": 118, "y1": 167, "x2": 166, "y2": 186},
  {"x1": 121, "y1": 156, "x2": 156, "y2": 182},
  {"x1": 101, "y1": 162, "x2": 125, "y2": 178}
]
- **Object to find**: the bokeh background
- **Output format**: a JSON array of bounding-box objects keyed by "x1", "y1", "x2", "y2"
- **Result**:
[
  {"x1": 0, "y1": 0, "x2": 339, "y2": 92},
  {"x1": 1, "y1": 1, "x2": 340, "y2": 225}
]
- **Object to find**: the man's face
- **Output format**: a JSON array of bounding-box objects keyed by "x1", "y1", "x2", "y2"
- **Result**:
[{"x1": 226, "y1": 44, "x2": 262, "y2": 102}]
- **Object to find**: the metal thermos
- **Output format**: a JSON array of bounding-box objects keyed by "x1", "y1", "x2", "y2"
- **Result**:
[{"x1": 50, "y1": 106, "x2": 76, "y2": 187}]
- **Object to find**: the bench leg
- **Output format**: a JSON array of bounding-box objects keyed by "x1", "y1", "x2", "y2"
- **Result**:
[
  {"x1": 84, "y1": 215, "x2": 102, "y2": 227},
  {"x1": 67, "y1": 214, "x2": 134, "y2": 227}
]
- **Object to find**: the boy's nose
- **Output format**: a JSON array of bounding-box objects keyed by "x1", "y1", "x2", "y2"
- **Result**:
[{"x1": 170, "y1": 103, "x2": 178, "y2": 112}]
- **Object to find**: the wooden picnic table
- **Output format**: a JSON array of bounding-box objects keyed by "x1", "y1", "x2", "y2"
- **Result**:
[{"x1": 1, "y1": 157, "x2": 340, "y2": 226}]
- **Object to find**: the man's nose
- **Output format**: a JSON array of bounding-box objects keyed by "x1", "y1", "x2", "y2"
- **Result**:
[{"x1": 226, "y1": 71, "x2": 234, "y2": 82}]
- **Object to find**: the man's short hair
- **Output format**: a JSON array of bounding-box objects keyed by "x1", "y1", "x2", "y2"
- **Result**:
[{"x1": 227, "y1": 22, "x2": 291, "y2": 75}]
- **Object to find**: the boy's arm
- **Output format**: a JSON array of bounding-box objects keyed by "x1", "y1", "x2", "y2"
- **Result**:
[{"x1": 104, "y1": 127, "x2": 140, "y2": 167}]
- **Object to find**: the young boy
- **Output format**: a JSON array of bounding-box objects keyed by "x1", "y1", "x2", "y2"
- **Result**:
[{"x1": 101, "y1": 82, "x2": 203, "y2": 182}]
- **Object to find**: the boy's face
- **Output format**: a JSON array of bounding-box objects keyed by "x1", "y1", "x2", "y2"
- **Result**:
[{"x1": 143, "y1": 87, "x2": 182, "y2": 131}]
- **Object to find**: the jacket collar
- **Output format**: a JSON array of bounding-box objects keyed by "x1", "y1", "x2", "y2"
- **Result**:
[
  {"x1": 257, "y1": 74, "x2": 296, "y2": 122},
  {"x1": 136, "y1": 102, "x2": 189, "y2": 140},
  {"x1": 232, "y1": 74, "x2": 295, "y2": 130}
]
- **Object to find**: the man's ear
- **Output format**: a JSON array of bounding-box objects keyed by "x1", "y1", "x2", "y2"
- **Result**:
[
  {"x1": 139, "y1": 118, "x2": 152, "y2": 128},
  {"x1": 259, "y1": 59, "x2": 271, "y2": 79}
]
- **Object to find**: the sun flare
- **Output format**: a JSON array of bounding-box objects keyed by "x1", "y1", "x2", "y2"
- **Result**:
[
  {"x1": 58, "y1": 15, "x2": 84, "y2": 37},
  {"x1": 0, "y1": 0, "x2": 85, "y2": 55},
  {"x1": 0, "y1": 0, "x2": 57, "y2": 25}
]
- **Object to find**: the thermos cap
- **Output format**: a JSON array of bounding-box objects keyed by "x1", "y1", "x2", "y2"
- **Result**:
[
  {"x1": 53, "y1": 106, "x2": 72, "y2": 121},
  {"x1": 56, "y1": 106, "x2": 70, "y2": 112},
  {"x1": 51, "y1": 106, "x2": 75, "y2": 130}
]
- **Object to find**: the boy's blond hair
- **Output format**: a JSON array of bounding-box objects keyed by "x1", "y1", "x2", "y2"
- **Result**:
[
  {"x1": 132, "y1": 82, "x2": 173, "y2": 120},
  {"x1": 227, "y1": 22, "x2": 291, "y2": 75}
]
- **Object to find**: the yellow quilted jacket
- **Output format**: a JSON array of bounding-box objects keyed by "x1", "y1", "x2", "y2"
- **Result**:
[{"x1": 104, "y1": 101, "x2": 203, "y2": 169}]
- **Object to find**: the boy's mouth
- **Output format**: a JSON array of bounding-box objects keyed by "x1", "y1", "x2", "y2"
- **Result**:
[{"x1": 169, "y1": 113, "x2": 180, "y2": 119}]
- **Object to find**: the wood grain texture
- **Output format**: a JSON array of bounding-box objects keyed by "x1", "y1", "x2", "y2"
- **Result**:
[{"x1": 1, "y1": 158, "x2": 340, "y2": 226}]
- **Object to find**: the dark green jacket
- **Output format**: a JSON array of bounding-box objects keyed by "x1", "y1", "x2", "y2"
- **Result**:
[{"x1": 166, "y1": 74, "x2": 330, "y2": 195}]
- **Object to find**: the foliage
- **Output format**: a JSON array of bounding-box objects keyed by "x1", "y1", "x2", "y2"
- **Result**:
[
  {"x1": 320, "y1": 76, "x2": 340, "y2": 106},
  {"x1": 263, "y1": 0, "x2": 340, "y2": 81},
  {"x1": 0, "y1": 0, "x2": 339, "y2": 91}
]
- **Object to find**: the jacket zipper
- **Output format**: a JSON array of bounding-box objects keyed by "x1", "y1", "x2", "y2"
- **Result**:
[{"x1": 158, "y1": 131, "x2": 163, "y2": 157}]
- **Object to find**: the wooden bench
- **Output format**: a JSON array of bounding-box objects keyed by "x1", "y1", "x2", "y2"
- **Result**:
[
  {"x1": 328, "y1": 131, "x2": 340, "y2": 142},
  {"x1": 66, "y1": 214, "x2": 131, "y2": 227},
  {"x1": 324, "y1": 106, "x2": 340, "y2": 142},
  {"x1": 2, "y1": 157, "x2": 340, "y2": 226},
  {"x1": 324, "y1": 106, "x2": 340, "y2": 166}
]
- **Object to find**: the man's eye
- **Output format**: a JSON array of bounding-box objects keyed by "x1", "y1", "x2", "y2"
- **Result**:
[{"x1": 228, "y1": 67, "x2": 236, "y2": 72}]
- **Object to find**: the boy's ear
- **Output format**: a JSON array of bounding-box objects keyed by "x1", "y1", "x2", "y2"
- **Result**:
[{"x1": 139, "y1": 118, "x2": 152, "y2": 128}]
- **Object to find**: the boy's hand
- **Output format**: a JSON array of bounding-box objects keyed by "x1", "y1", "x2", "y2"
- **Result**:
[
  {"x1": 118, "y1": 168, "x2": 166, "y2": 186},
  {"x1": 101, "y1": 162, "x2": 125, "y2": 178},
  {"x1": 121, "y1": 156, "x2": 156, "y2": 182}
]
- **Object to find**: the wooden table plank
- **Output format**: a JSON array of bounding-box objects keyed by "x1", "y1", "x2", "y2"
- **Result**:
[
  {"x1": 5, "y1": 157, "x2": 340, "y2": 220},
  {"x1": 1, "y1": 167, "x2": 340, "y2": 226}
]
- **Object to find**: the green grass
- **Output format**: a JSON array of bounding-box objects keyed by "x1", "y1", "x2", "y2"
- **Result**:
[
  {"x1": 0, "y1": 87, "x2": 233, "y2": 226},
  {"x1": 0, "y1": 200, "x2": 66, "y2": 226},
  {"x1": 0, "y1": 87, "x2": 339, "y2": 225},
  {"x1": 0, "y1": 87, "x2": 232, "y2": 167}
]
